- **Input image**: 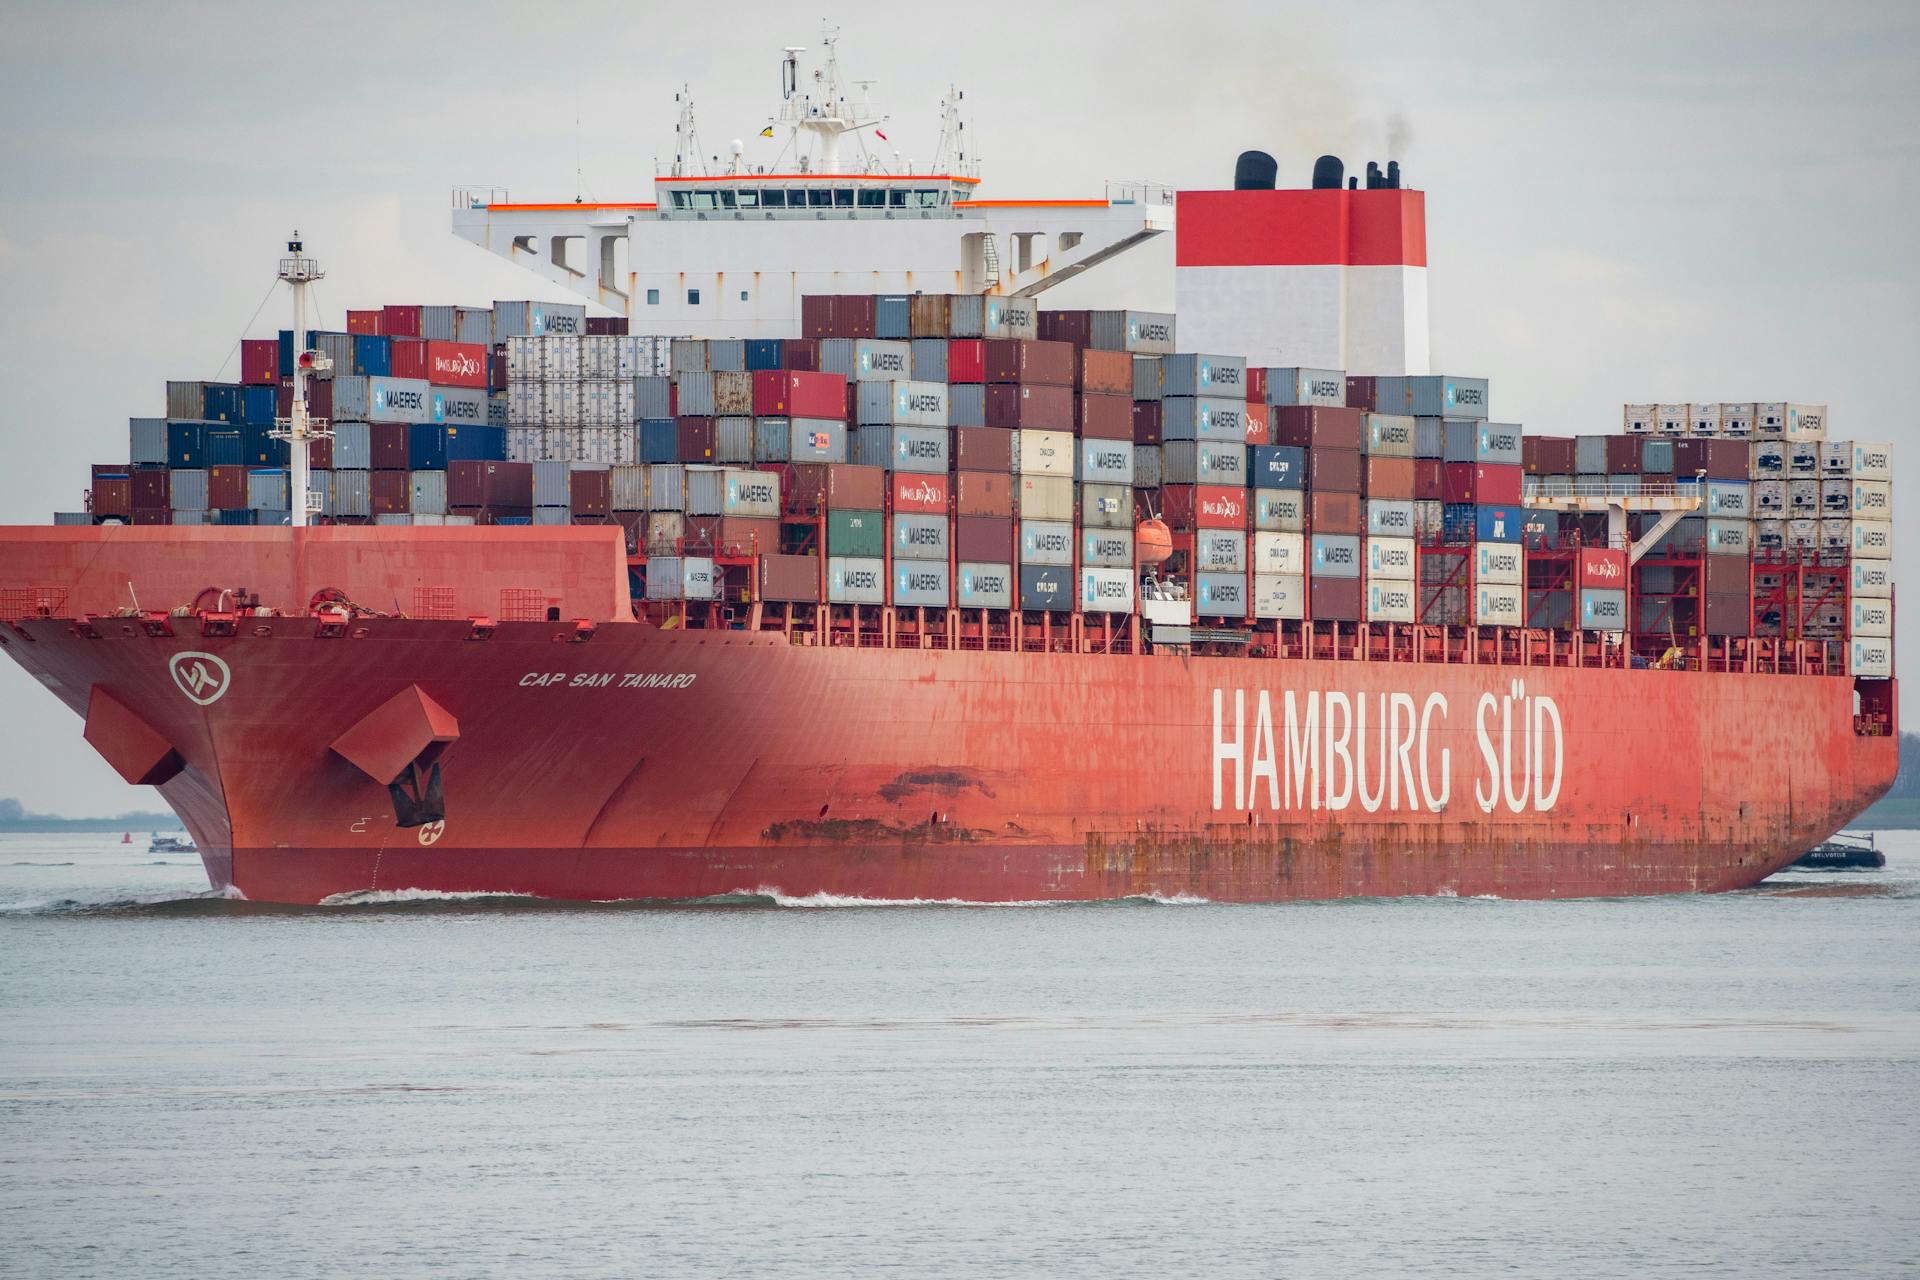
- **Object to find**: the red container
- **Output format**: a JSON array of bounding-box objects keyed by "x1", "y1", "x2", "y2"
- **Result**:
[
  {"x1": 1443, "y1": 462, "x2": 1522, "y2": 504},
  {"x1": 241, "y1": 339, "x2": 279, "y2": 385},
  {"x1": 781, "y1": 339, "x2": 819, "y2": 372},
  {"x1": 1309, "y1": 491, "x2": 1363, "y2": 535},
  {"x1": 801, "y1": 295, "x2": 837, "y2": 339},
  {"x1": 1413, "y1": 459, "x2": 1445, "y2": 500},
  {"x1": 1271, "y1": 406, "x2": 1364, "y2": 451},
  {"x1": 1310, "y1": 575, "x2": 1362, "y2": 622},
  {"x1": 131, "y1": 507, "x2": 171, "y2": 526},
  {"x1": 677, "y1": 418, "x2": 715, "y2": 462},
  {"x1": 1524, "y1": 436, "x2": 1577, "y2": 475},
  {"x1": 983, "y1": 338, "x2": 1074, "y2": 386},
  {"x1": 1702, "y1": 555, "x2": 1750, "y2": 597},
  {"x1": 1577, "y1": 548, "x2": 1629, "y2": 591},
  {"x1": 947, "y1": 339, "x2": 985, "y2": 383},
  {"x1": 759, "y1": 553, "x2": 822, "y2": 603},
  {"x1": 785, "y1": 462, "x2": 887, "y2": 514},
  {"x1": 1132, "y1": 401, "x2": 1163, "y2": 445},
  {"x1": 277, "y1": 379, "x2": 293, "y2": 420},
  {"x1": 954, "y1": 428, "x2": 1014, "y2": 473},
  {"x1": 1243, "y1": 401, "x2": 1271, "y2": 446},
  {"x1": 346, "y1": 309, "x2": 383, "y2": 336},
  {"x1": 1605, "y1": 436, "x2": 1642, "y2": 474},
  {"x1": 307, "y1": 437, "x2": 332, "y2": 470},
  {"x1": 389, "y1": 339, "x2": 427, "y2": 380},
  {"x1": 1703, "y1": 591, "x2": 1751, "y2": 636},
  {"x1": 369, "y1": 470, "x2": 409, "y2": 515},
  {"x1": 1163, "y1": 484, "x2": 1248, "y2": 531},
  {"x1": 569, "y1": 469, "x2": 611, "y2": 517},
  {"x1": 92, "y1": 477, "x2": 133, "y2": 518},
  {"x1": 382, "y1": 305, "x2": 423, "y2": 339},
  {"x1": 984, "y1": 383, "x2": 1074, "y2": 431},
  {"x1": 753, "y1": 370, "x2": 846, "y2": 419},
  {"x1": 307, "y1": 377, "x2": 333, "y2": 421},
  {"x1": 1307, "y1": 448, "x2": 1363, "y2": 493},
  {"x1": 369, "y1": 422, "x2": 409, "y2": 470},
  {"x1": 837, "y1": 295, "x2": 877, "y2": 339},
  {"x1": 449, "y1": 460, "x2": 533, "y2": 509},
  {"x1": 955, "y1": 471, "x2": 1014, "y2": 518},
  {"x1": 1245, "y1": 366, "x2": 1267, "y2": 405},
  {"x1": 1346, "y1": 375, "x2": 1379, "y2": 410},
  {"x1": 425, "y1": 341, "x2": 489, "y2": 389},
  {"x1": 207, "y1": 466, "x2": 247, "y2": 509},
  {"x1": 1080, "y1": 393, "x2": 1132, "y2": 441},
  {"x1": 585, "y1": 316, "x2": 629, "y2": 336},
  {"x1": 891, "y1": 471, "x2": 949, "y2": 514},
  {"x1": 1078, "y1": 348, "x2": 1131, "y2": 395},
  {"x1": 490, "y1": 344, "x2": 509, "y2": 392},
  {"x1": 1366, "y1": 457, "x2": 1416, "y2": 500},
  {"x1": 132, "y1": 469, "x2": 169, "y2": 509},
  {"x1": 1673, "y1": 438, "x2": 1748, "y2": 481},
  {"x1": 706, "y1": 516, "x2": 778, "y2": 555},
  {"x1": 1039, "y1": 310, "x2": 1091, "y2": 347},
  {"x1": 955, "y1": 515, "x2": 1014, "y2": 561}
]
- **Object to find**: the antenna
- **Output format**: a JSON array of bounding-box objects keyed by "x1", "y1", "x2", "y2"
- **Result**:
[{"x1": 273, "y1": 233, "x2": 331, "y2": 530}]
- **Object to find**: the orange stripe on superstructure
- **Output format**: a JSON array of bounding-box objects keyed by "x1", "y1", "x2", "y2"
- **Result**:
[
  {"x1": 953, "y1": 199, "x2": 1110, "y2": 209},
  {"x1": 487, "y1": 202, "x2": 657, "y2": 212},
  {"x1": 653, "y1": 173, "x2": 982, "y2": 184}
]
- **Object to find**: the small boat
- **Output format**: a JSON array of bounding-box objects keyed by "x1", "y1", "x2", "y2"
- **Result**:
[
  {"x1": 148, "y1": 833, "x2": 196, "y2": 855},
  {"x1": 1790, "y1": 832, "x2": 1885, "y2": 870}
]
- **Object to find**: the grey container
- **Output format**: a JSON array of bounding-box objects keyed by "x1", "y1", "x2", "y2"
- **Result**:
[
  {"x1": 1132, "y1": 444, "x2": 1164, "y2": 489},
  {"x1": 1163, "y1": 441, "x2": 1248, "y2": 485},
  {"x1": 649, "y1": 464, "x2": 686, "y2": 511},
  {"x1": 713, "y1": 417, "x2": 754, "y2": 463},
  {"x1": 1265, "y1": 368, "x2": 1346, "y2": 407},
  {"x1": 949, "y1": 383, "x2": 985, "y2": 428},
  {"x1": 859, "y1": 379, "x2": 949, "y2": 427},
  {"x1": 851, "y1": 426, "x2": 891, "y2": 469},
  {"x1": 305, "y1": 470, "x2": 334, "y2": 516},
  {"x1": 634, "y1": 376, "x2": 673, "y2": 419},
  {"x1": 409, "y1": 470, "x2": 448, "y2": 515},
  {"x1": 1378, "y1": 374, "x2": 1490, "y2": 420},
  {"x1": 1641, "y1": 438, "x2": 1675, "y2": 473},
  {"x1": 332, "y1": 422, "x2": 371, "y2": 470},
  {"x1": 1078, "y1": 439, "x2": 1133, "y2": 485},
  {"x1": 1158, "y1": 353, "x2": 1247, "y2": 399},
  {"x1": 1131, "y1": 356, "x2": 1163, "y2": 401},
  {"x1": 875, "y1": 295, "x2": 911, "y2": 339},
  {"x1": 246, "y1": 469, "x2": 288, "y2": 510},
  {"x1": 1364, "y1": 415, "x2": 1417, "y2": 458},
  {"x1": 892, "y1": 513, "x2": 950, "y2": 561},
  {"x1": 1089, "y1": 310, "x2": 1176, "y2": 354},
  {"x1": 1196, "y1": 572, "x2": 1249, "y2": 618},
  {"x1": 130, "y1": 418, "x2": 168, "y2": 466},
  {"x1": 955, "y1": 562, "x2": 1014, "y2": 608},
  {"x1": 533, "y1": 507, "x2": 571, "y2": 526},
  {"x1": 611, "y1": 464, "x2": 649, "y2": 511},
  {"x1": 1445, "y1": 420, "x2": 1522, "y2": 464},
  {"x1": 827, "y1": 557, "x2": 886, "y2": 605},
  {"x1": 1575, "y1": 436, "x2": 1608, "y2": 473},
  {"x1": 1081, "y1": 527, "x2": 1134, "y2": 569},
  {"x1": 1019, "y1": 520, "x2": 1074, "y2": 566},
  {"x1": 1082, "y1": 483, "x2": 1133, "y2": 530},
  {"x1": 646, "y1": 556, "x2": 718, "y2": 601},
  {"x1": 706, "y1": 340, "x2": 746, "y2": 372},
  {"x1": 1310, "y1": 534, "x2": 1362, "y2": 579},
  {"x1": 1160, "y1": 396, "x2": 1246, "y2": 442},
  {"x1": 889, "y1": 425, "x2": 951, "y2": 474},
  {"x1": 789, "y1": 419, "x2": 848, "y2": 463},
  {"x1": 754, "y1": 417, "x2": 791, "y2": 462},
  {"x1": 1412, "y1": 417, "x2": 1446, "y2": 459},
  {"x1": 168, "y1": 510, "x2": 207, "y2": 527},
  {"x1": 491, "y1": 301, "x2": 586, "y2": 341},
  {"x1": 892, "y1": 560, "x2": 951, "y2": 608},
  {"x1": 487, "y1": 395, "x2": 508, "y2": 427},
  {"x1": 168, "y1": 469, "x2": 209, "y2": 512},
  {"x1": 331, "y1": 470, "x2": 371, "y2": 517},
  {"x1": 670, "y1": 338, "x2": 710, "y2": 373},
  {"x1": 165, "y1": 381, "x2": 208, "y2": 418},
  {"x1": 910, "y1": 338, "x2": 950, "y2": 383},
  {"x1": 1195, "y1": 530, "x2": 1245, "y2": 572},
  {"x1": 675, "y1": 371, "x2": 715, "y2": 416},
  {"x1": 316, "y1": 333, "x2": 354, "y2": 377},
  {"x1": 684, "y1": 466, "x2": 726, "y2": 516},
  {"x1": 533, "y1": 459, "x2": 571, "y2": 508}
]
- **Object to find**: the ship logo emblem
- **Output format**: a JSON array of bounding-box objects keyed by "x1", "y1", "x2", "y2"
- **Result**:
[
  {"x1": 417, "y1": 821, "x2": 446, "y2": 847},
  {"x1": 169, "y1": 652, "x2": 231, "y2": 706}
]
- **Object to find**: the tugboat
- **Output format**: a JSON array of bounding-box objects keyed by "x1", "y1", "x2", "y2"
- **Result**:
[
  {"x1": 1790, "y1": 832, "x2": 1885, "y2": 870},
  {"x1": 148, "y1": 833, "x2": 197, "y2": 855}
]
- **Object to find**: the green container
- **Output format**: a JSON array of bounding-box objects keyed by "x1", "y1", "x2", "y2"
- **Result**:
[{"x1": 827, "y1": 509, "x2": 886, "y2": 558}]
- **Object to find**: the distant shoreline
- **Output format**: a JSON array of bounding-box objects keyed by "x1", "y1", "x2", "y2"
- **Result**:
[
  {"x1": 1853, "y1": 798, "x2": 1920, "y2": 831},
  {"x1": 0, "y1": 817, "x2": 179, "y2": 833}
]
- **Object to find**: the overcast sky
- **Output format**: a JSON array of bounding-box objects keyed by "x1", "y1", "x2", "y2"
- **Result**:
[{"x1": 1, "y1": 0, "x2": 1915, "y2": 814}]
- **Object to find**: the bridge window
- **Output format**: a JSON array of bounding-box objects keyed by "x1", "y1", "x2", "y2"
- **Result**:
[
  {"x1": 718, "y1": 190, "x2": 737, "y2": 210},
  {"x1": 807, "y1": 189, "x2": 832, "y2": 208},
  {"x1": 834, "y1": 188, "x2": 853, "y2": 208},
  {"x1": 762, "y1": 189, "x2": 787, "y2": 208},
  {"x1": 668, "y1": 191, "x2": 689, "y2": 210},
  {"x1": 735, "y1": 190, "x2": 759, "y2": 208},
  {"x1": 858, "y1": 188, "x2": 885, "y2": 208},
  {"x1": 739, "y1": 290, "x2": 749, "y2": 302},
  {"x1": 687, "y1": 288, "x2": 700, "y2": 305},
  {"x1": 913, "y1": 189, "x2": 941, "y2": 209},
  {"x1": 689, "y1": 191, "x2": 717, "y2": 211},
  {"x1": 889, "y1": 189, "x2": 907, "y2": 208}
]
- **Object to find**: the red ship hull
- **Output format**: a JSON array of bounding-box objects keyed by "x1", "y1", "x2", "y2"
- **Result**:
[{"x1": 0, "y1": 528, "x2": 1897, "y2": 905}]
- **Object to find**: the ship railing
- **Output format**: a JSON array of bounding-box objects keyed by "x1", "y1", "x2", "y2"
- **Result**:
[
  {"x1": 451, "y1": 186, "x2": 509, "y2": 210},
  {"x1": 1525, "y1": 477, "x2": 1697, "y2": 500},
  {"x1": 1104, "y1": 179, "x2": 1177, "y2": 207}
]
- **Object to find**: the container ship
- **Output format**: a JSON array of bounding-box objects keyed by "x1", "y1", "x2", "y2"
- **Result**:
[{"x1": 0, "y1": 39, "x2": 1898, "y2": 905}]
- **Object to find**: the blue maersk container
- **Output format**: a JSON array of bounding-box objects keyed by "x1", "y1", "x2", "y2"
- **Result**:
[{"x1": 352, "y1": 334, "x2": 391, "y2": 378}]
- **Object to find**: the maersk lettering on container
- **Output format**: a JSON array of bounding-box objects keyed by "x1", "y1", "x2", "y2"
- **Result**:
[
  {"x1": 1196, "y1": 529, "x2": 1245, "y2": 573},
  {"x1": 1196, "y1": 572, "x2": 1247, "y2": 618},
  {"x1": 854, "y1": 340, "x2": 914, "y2": 381},
  {"x1": 1366, "y1": 537, "x2": 1416, "y2": 581},
  {"x1": 1160, "y1": 354, "x2": 1247, "y2": 399},
  {"x1": 1850, "y1": 637, "x2": 1894, "y2": 678},
  {"x1": 891, "y1": 426, "x2": 949, "y2": 474},
  {"x1": 1851, "y1": 560, "x2": 1893, "y2": 598},
  {"x1": 1080, "y1": 567, "x2": 1134, "y2": 614},
  {"x1": 1078, "y1": 439, "x2": 1133, "y2": 484},
  {"x1": 827, "y1": 557, "x2": 886, "y2": 605},
  {"x1": 1161, "y1": 396, "x2": 1247, "y2": 443},
  {"x1": 1020, "y1": 520, "x2": 1074, "y2": 566},
  {"x1": 1852, "y1": 442, "x2": 1893, "y2": 480},
  {"x1": 1366, "y1": 499, "x2": 1416, "y2": 538},
  {"x1": 431, "y1": 387, "x2": 488, "y2": 425},
  {"x1": 981, "y1": 298, "x2": 1038, "y2": 340},
  {"x1": 893, "y1": 562, "x2": 951, "y2": 607},
  {"x1": 1579, "y1": 589, "x2": 1628, "y2": 631},
  {"x1": 1265, "y1": 367, "x2": 1346, "y2": 408},
  {"x1": 1367, "y1": 582, "x2": 1416, "y2": 623},
  {"x1": 1081, "y1": 529, "x2": 1134, "y2": 569},
  {"x1": 1853, "y1": 480, "x2": 1892, "y2": 517},
  {"x1": 1255, "y1": 490, "x2": 1305, "y2": 531},
  {"x1": 955, "y1": 562, "x2": 1013, "y2": 609},
  {"x1": 1364, "y1": 415, "x2": 1416, "y2": 458},
  {"x1": 893, "y1": 513, "x2": 950, "y2": 561},
  {"x1": 1476, "y1": 584, "x2": 1524, "y2": 625},
  {"x1": 1851, "y1": 598, "x2": 1894, "y2": 638},
  {"x1": 1476, "y1": 542, "x2": 1524, "y2": 585},
  {"x1": 1311, "y1": 534, "x2": 1361, "y2": 579}
]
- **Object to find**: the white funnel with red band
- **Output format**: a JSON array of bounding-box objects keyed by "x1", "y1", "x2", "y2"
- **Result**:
[{"x1": 1174, "y1": 180, "x2": 1429, "y2": 376}]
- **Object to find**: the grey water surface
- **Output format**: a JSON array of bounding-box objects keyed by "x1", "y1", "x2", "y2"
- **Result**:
[{"x1": 2, "y1": 830, "x2": 1916, "y2": 1278}]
